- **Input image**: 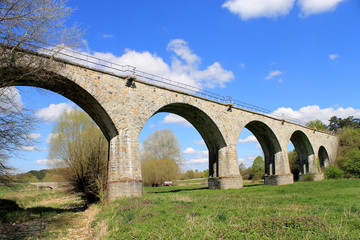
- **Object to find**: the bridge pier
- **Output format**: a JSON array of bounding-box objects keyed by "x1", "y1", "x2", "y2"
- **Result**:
[
  {"x1": 107, "y1": 133, "x2": 143, "y2": 202},
  {"x1": 208, "y1": 144, "x2": 243, "y2": 190}
]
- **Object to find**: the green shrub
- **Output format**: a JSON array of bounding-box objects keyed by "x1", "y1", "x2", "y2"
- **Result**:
[
  {"x1": 325, "y1": 165, "x2": 344, "y2": 179},
  {"x1": 300, "y1": 173, "x2": 315, "y2": 182}
]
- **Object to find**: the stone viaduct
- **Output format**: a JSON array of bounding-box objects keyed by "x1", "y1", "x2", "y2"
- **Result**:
[{"x1": 0, "y1": 49, "x2": 338, "y2": 201}]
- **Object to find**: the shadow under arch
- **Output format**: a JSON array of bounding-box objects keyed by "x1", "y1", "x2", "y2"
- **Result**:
[
  {"x1": 0, "y1": 67, "x2": 118, "y2": 141},
  {"x1": 289, "y1": 130, "x2": 315, "y2": 176},
  {"x1": 244, "y1": 120, "x2": 282, "y2": 176},
  {"x1": 318, "y1": 146, "x2": 330, "y2": 169},
  {"x1": 154, "y1": 103, "x2": 226, "y2": 177}
]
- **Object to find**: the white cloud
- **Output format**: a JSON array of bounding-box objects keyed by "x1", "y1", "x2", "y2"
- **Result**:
[
  {"x1": 25, "y1": 133, "x2": 42, "y2": 140},
  {"x1": 46, "y1": 133, "x2": 57, "y2": 144},
  {"x1": 35, "y1": 102, "x2": 74, "y2": 122},
  {"x1": 163, "y1": 114, "x2": 192, "y2": 127},
  {"x1": 183, "y1": 147, "x2": 208, "y2": 156},
  {"x1": 21, "y1": 145, "x2": 42, "y2": 151},
  {"x1": 36, "y1": 159, "x2": 59, "y2": 167},
  {"x1": 239, "y1": 135, "x2": 258, "y2": 143},
  {"x1": 189, "y1": 158, "x2": 208, "y2": 164},
  {"x1": 329, "y1": 54, "x2": 339, "y2": 60},
  {"x1": 0, "y1": 87, "x2": 24, "y2": 112},
  {"x1": 273, "y1": 105, "x2": 360, "y2": 124},
  {"x1": 193, "y1": 139, "x2": 206, "y2": 146},
  {"x1": 238, "y1": 154, "x2": 257, "y2": 167},
  {"x1": 298, "y1": 0, "x2": 345, "y2": 16},
  {"x1": 222, "y1": 0, "x2": 295, "y2": 20},
  {"x1": 265, "y1": 70, "x2": 283, "y2": 80},
  {"x1": 48, "y1": 39, "x2": 233, "y2": 89}
]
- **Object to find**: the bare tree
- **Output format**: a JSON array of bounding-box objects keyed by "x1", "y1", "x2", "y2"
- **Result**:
[
  {"x1": 48, "y1": 109, "x2": 108, "y2": 202},
  {"x1": 0, "y1": 0, "x2": 83, "y2": 184},
  {"x1": 141, "y1": 129, "x2": 183, "y2": 165}
]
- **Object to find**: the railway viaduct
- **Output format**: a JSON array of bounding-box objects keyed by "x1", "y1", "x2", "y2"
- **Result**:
[{"x1": 0, "y1": 49, "x2": 338, "y2": 201}]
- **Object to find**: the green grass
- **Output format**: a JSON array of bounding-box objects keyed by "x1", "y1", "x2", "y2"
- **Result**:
[{"x1": 94, "y1": 180, "x2": 360, "y2": 239}]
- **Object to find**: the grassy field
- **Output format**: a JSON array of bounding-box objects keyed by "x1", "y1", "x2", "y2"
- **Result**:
[
  {"x1": 1, "y1": 180, "x2": 359, "y2": 239},
  {"x1": 0, "y1": 184, "x2": 93, "y2": 239},
  {"x1": 93, "y1": 179, "x2": 360, "y2": 239}
]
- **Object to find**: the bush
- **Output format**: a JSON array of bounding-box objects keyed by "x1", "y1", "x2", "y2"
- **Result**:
[
  {"x1": 325, "y1": 165, "x2": 344, "y2": 179},
  {"x1": 300, "y1": 173, "x2": 315, "y2": 182}
]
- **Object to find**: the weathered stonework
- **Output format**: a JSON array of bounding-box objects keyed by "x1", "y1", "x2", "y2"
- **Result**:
[{"x1": 0, "y1": 52, "x2": 339, "y2": 201}]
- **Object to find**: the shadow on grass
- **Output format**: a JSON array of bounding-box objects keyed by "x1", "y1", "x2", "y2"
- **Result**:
[
  {"x1": 147, "y1": 186, "x2": 209, "y2": 194},
  {"x1": 0, "y1": 198, "x2": 87, "y2": 222},
  {"x1": 0, "y1": 198, "x2": 87, "y2": 239}
]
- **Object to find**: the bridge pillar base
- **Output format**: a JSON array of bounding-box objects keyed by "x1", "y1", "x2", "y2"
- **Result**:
[
  {"x1": 264, "y1": 174, "x2": 293, "y2": 185},
  {"x1": 107, "y1": 179, "x2": 143, "y2": 202},
  {"x1": 299, "y1": 173, "x2": 324, "y2": 181},
  {"x1": 208, "y1": 175, "x2": 243, "y2": 190}
]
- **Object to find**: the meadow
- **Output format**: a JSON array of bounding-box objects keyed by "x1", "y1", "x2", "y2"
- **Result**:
[
  {"x1": 94, "y1": 179, "x2": 360, "y2": 239},
  {"x1": 0, "y1": 180, "x2": 359, "y2": 239}
]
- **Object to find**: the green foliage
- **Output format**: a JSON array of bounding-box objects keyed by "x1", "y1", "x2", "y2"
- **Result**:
[
  {"x1": 306, "y1": 119, "x2": 328, "y2": 132},
  {"x1": 142, "y1": 158, "x2": 179, "y2": 186},
  {"x1": 335, "y1": 127, "x2": 360, "y2": 178},
  {"x1": 48, "y1": 109, "x2": 108, "y2": 202},
  {"x1": 251, "y1": 156, "x2": 264, "y2": 181},
  {"x1": 288, "y1": 150, "x2": 299, "y2": 181},
  {"x1": 325, "y1": 165, "x2": 344, "y2": 179},
  {"x1": 300, "y1": 173, "x2": 315, "y2": 182},
  {"x1": 329, "y1": 116, "x2": 360, "y2": 133}
]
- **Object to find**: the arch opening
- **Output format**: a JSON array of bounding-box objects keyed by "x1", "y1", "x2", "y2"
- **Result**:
[
  {"x1": 289, "y1": 130, "x2": 315, "y2": 181},
  {"x1": 155, "y1": 103, "x2": 226, "y2": 178},
  {"x1": 237, "y1": 121, "x2": 282, "y2": 183},
  {"x1": 319, "y1": 146, "x2": 330, "y2": 169}
]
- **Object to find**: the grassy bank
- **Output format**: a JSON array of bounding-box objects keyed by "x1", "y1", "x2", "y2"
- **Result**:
[{"x1": 94, "y1": 179, "x2": 360, "y2": 239}]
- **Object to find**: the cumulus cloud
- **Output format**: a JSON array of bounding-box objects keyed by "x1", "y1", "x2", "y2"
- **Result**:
[
  {"x1": 298, "y1": 0, "x2": 345, "y2": 16},
  {"x1": 265, "y1": 70, "x2": 283, "y2": 80},
  {"x1": 183, "y1": 147, "x2": 208, "y2": 157},
  {"x1": 329, "y1": 54, "x2": 339, "y2": 60},
  {"x1": 25, "y1": 133, "x2": 42, "y2": 140},
  {"x1": 222, "y1": 0, "x2": 295, "y2": 20},
  {"x1": 163, "y1": 114, "x2": 192, "y2": 127},
  {"x1": 273, "y1": 105, "x2": 360, "y2": 124},
  {"x1": 189, "y1": 158, "x2": 208, "y2": 164},
  {"x1": 35, "y1": 103, "x2": 74, "y2": 122},
  {"x1": 238, "y1": 154, "x2": 257, "y2": 167},
  {"x1": 36, "y1": 159, "x2": 59, "y2": 167},
  {"x1": 238, "y1": 135, "x2": 258, "y2": 143},
  {"x1": 21, "y1": 145, "x2": 43, "y2": 151},
  {"x1": 49, "y1": 39, "x2": 233, "y2": 89},
  {"x1": 223, "y1": 0, "x2": 345, "y2": 19},
  {"x1": 46, "y1": 133, "x2": 58, "y2": 144}
]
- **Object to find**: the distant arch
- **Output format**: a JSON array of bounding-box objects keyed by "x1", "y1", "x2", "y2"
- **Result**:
[
  {"x1": 152, "y1": 103, "x2": 227, "y2": 177},
  {"x1": 0, "y1": 67, "x2": 118, "y2": 141},
  {"x1": 243, "y1": 120, "x2": 282, "y2": 176},
  {"x1": 318, "y1": 146, "x2": 330, "y2": 169},
  {"x1": 290, "y1": 130, "x2": 315, "y2": 175}
]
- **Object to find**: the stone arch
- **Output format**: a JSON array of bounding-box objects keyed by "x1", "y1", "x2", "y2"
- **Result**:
[
  {"x1": 151, "y1": 102, "x2": 227, "y2": 177},
  {"x1": 243, "y1": 120, "x2": 282, "y2": 177},
  {"x1": 0, "y1": 67, "x2": 118, "y2": 141},
  {"x1": 318, "y1": 146, "x2": 330, "y2": 169},
  {"x1": 289, "y1": 130, "x2": 315, "y2": 176}
]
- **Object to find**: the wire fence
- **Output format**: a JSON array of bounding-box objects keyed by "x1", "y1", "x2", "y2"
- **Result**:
[{"x1": 34, "y1": 45, "x2": 307, "y2": 126}]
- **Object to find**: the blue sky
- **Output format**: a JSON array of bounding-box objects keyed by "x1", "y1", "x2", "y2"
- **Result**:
[{"x1": 6, "y1": 0, "x2": 360, "y2": 172}]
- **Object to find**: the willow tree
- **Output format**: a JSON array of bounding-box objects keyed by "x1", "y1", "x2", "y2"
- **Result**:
[
  {"x1": 140, "y1": 129, "x2": 182, "y2": 186},
  {"x1": 48, "y1": 109, "x2": 108, "y2": 202}
]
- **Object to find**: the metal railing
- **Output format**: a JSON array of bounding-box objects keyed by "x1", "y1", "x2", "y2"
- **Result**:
[{"x1": 36, "y1": 45, "x2": 307, "y2": 126}]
